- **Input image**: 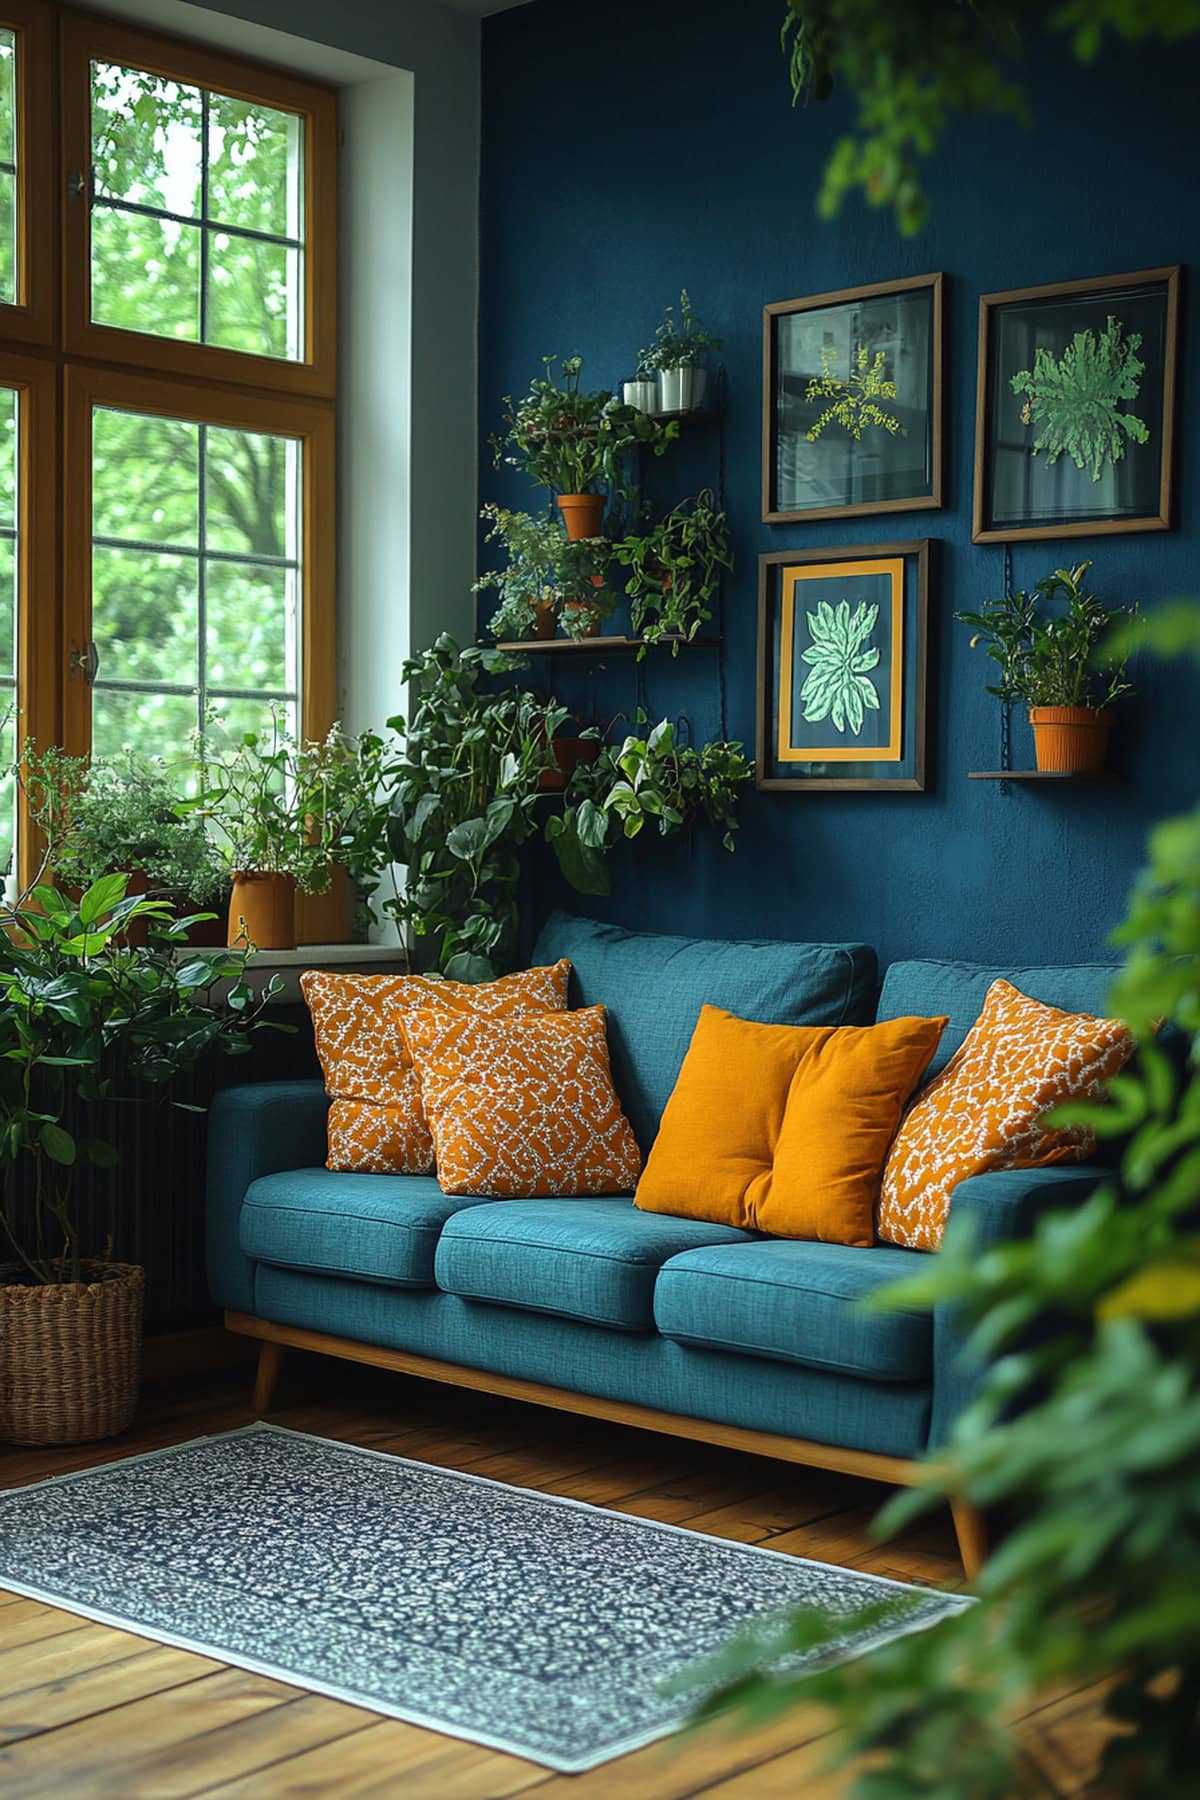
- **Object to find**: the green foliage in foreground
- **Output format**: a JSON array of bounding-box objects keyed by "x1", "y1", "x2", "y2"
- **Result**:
[
  {"x1": 780, "y1": 1, "x2": 1200, "y2": 234},
  {"x1": 684, "y1": 607, "x2": 1200, "y2": 1797}
]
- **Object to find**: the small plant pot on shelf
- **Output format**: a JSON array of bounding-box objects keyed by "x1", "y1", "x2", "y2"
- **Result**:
[
  {"x1": 228, "y1": 871, "x2": 297, "y2": 950},
  {"x1": 539, "y1": 736, "x2": 601, "y2": 792},
  {"x1": 1029, "y1": 706, "x2": 1113, "y2": 774},
  {"x1": 657, "y1": 365, "x2": 707, "y2": 413},
  {"x1": 557, "y1": 493, "x2": 605, "y2": 541},
  {"x1": 622, "y1": 379, "x2": 658, "y2": 412},
  {"x1": 0, "y1": 1263, "x2": 145, "y2": 1445}
]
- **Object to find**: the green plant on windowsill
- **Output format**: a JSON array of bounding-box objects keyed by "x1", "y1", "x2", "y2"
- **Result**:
[
  {"x1": 612, "y1": 490, "x2": 732, "y2": 654},
  {"x1": 677, "y1": 602, "x2": 1200, "y2": 1799},
  {"x1": 491, "y1": 356, "x2": 676, "y2": 499},
  {"x1": 381, "y1": 635, "x2": 565, "y2": 981},
  {"x1": 545, "y1": 719, "x2": 752, "y2": 897},
  {"x1": 955, "y1": 561, "x2": 1136, "y2": 710},
  {"x1": 474, "y1": 505, "x2": 616, "y2": 643}
]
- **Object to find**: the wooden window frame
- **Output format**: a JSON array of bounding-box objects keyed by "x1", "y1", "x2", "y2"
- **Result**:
[
  {"x1": 0, "y1": 0, "x2": 57, "y2": 346},
  {"x1": 59, "y1": 9, "x2": 337, "y2": 398}
]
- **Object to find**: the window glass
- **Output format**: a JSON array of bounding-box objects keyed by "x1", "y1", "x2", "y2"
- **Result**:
[
  {"x1": 89, "y1": 60, "x2": 305, "y2": 360},
  {"x1": 0, "y1": 30, "x2": 17, "y2": 306},
  {"x1": 89, "y1": 404, "x2": 301, "y2": 765},
  {"x1": 0, "y1": 386, "x2": 17, "y2": 882}
]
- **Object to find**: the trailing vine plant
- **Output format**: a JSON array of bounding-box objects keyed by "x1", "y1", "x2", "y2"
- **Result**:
[
  {"x1": 611, "y1": 490, "x2": 733, "y2": 654},
  {"x1": 1010, "y1": 315, "x2": 1149, "y2": 480}
]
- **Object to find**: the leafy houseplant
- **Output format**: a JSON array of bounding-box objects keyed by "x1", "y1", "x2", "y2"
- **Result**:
[
  {"x1": 492, "y1": 356, "x2": 675, "y2": 540},
  {"x1": 956, "y1": 561, "x2": 1135, "y2": 772},
  {"x1": 1011, "y1": 315, "x2": 1149, "y2": 481},
  {"x1": 474, "y1": 505, "x2": 616, "y2": 644},
  {"x1": 612, "y1": 490, "x2": 733, "y2": 654},
  {"x1": 683, "y1": 607, "x2": 1200, "y2": 1797},
  {"x1": 0, "y1": 873, "x2": 276, "y2": 1443},
  {"x1": 382, "y1": 636, "x2": 565, "y2": 982},
  {"x1": 639, "y1": 290, "x2": 722, "y2": 413},
  {"x1": 545, "y1": 719, "x2": 753, "y2": 897}
]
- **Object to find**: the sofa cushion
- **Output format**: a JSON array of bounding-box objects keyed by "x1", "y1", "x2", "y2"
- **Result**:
[
  {"x1": 877, "y1": 958, "x2": 1124, "y2": 1080},
  {"x1": 654, "y1": 1240, "x2": 931, "y2": 1381},
  {"x1": 240, "y1": 1170, "x2": 493, "y2": 1289},
  {"x1": 434, "y1": 1197, "x2": 756, "y2": 1331},
  {"x1": 531, "y1": 913, "x2": 877, "y2": 1150}
]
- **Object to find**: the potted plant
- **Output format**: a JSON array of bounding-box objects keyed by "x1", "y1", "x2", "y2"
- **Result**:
[
  {"x1": 622, "y1": 352, "x2": 659, "y2": 415},
  {"x1": 639, "y1": 290, "x2": 722, "y2": 414},
  {"x1": 956, "y1": 561, "x2": 1135, "y2": 772},
  {"x1": 545, "y1": 718, "x2": 752, "y2": 895},
  {"x1": 31, "y1": 751, "x2": 229, "y2": 946},
  {"x1": 380, "y1": 636, "x2": 566, "y2": 980},
  {"x1": 613, "y1": 489, "x2": 733, "y2": 653},
  {"x1": 0, "y1": 873, "x2": 274, "y2": 1443},
  {"x1": 474, "y1": 506, "x2": 615, "y2": 643},
  {"x1": 196, "y1": 718, "x2": 378, "y2": 951},
  {"x1": 492, "y1": 355, "x2": 675, "y2": 541}
]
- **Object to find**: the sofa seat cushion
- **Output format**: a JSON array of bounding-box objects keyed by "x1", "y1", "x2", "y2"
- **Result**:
[
  {"x1": 434, "y1": 1197, "x2": 756, "y2": 1331},
  {"x1": 654, "y1": 1240, "x2": 931, "y2": 1381},
  {"x1": 241, "y1": 1170, "x2": 493, "y2": 1289}
]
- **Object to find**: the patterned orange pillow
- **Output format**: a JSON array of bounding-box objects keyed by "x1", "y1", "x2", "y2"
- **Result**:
[
  {"x1": 400, "y1": 1005, "x2": 642, "y2": 1198},
  {"x1": 300, "y1": 962, "x2": 571, "y2": 1175},
  {"x1": 878, "y1": 978, "x2": 1135, "y2": 1251}
]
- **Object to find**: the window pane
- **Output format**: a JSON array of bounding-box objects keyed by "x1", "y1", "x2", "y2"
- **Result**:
[
  {"x1": 91, "y1": 205, "x2": 201, "y2": 342},
  {"x1": 205, "y1": 426, "x2": 291, "y2": 557},
  {"x1": 206, "y1": 561, "x2": 294, "y2": 691},
  {"x1": 0, "y1": 537, "x2": 14, "y2": 684},
  {"x1": 92, "y1": 547, "x2": 199, "y2": 686},
  {"x1": 89, "y1": 59, "x2": 305, "y2": 361},
  {"x1": 92, "y1": 688, "x2": 198, "y2": 763},
  {"x1": 0, "y1": 172, "x2": 13, "y2": 310},
  {"x1": 206, "y1": 696, "x2": 297, "y2": 762},
  {"x1": 0, "y1": 30, "x2": 16, "y2": 308},
  {"x1": 93, "y1": 407, "x2": 199, "y2": 547},
  {"x1": 0, "y1": 706, "x2": 14, "y2": 889},
  {"x1": 0, "y1": 384, "x2": 15, "y2": 530}
]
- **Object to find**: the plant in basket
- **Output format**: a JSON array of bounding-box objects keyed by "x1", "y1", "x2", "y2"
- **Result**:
[
  {"x1": 0, "y1": 872, "x2": 279, "y2": 1444},
  {"x1": 956, "y1": 561, "x2": 1136, "y2": 772}
]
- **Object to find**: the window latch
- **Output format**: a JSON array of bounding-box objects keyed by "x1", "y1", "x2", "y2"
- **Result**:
[
  {"x1": 67, "y1": 171, "x2": 91, "y2": 201},
  {"x1": 69, "y1": 641, "x2": 100, "y2": 685}
]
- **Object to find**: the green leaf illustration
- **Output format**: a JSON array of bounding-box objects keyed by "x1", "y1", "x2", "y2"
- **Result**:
[
  {"x1": 804, "y1": 345, "x2": 903, "y2": 443},
  {"x1": 1010, "y1": 314, "x2": 1149, "y2": 481},
  {"x1": 800, "y1": 599, "x2": 881, "y2": 737}
]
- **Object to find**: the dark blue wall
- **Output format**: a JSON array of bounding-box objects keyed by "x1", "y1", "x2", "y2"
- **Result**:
[{"x1": 479, "y1": 0, "x2": 1198, "y2": 969}]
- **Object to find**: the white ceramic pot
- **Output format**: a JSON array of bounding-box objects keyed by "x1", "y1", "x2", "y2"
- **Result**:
[
  {"x1": 657, "y1": 365, "x2": 707, "y2": 413},
  {"x1": 622, "y1": 379, "x2": 659, "y2": 412}
]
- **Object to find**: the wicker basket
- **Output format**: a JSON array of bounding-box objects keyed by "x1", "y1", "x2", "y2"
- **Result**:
[{"x1": 0, "y1": 1263, "x2": 145, "y2": 1445}]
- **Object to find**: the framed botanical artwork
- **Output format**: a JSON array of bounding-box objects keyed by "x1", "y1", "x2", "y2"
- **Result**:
[
  {"x1": 762, "y1": 273, "x2": 943, "y2": 524},
  {"x1": 973, "y1": 265, "x2": 1180, "y2": 543},
  {"x1": 757, "y1": 541, "x2": 929, "y2": 792}
]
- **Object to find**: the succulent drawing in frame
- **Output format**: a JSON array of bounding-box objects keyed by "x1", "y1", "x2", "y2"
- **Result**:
[
  {"x1": 974, "y1": 267, "x2": 1179, "y2": 543},
  {"x1": 757, "y1": 542, "x2": 930, "y2": 792},
  {"x1": 763, "y1": 273, "x2": 943, "y2": 525}
]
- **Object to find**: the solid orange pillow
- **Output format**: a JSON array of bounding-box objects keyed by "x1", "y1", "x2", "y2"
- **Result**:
[
  {"x1": 400, "y1": 1004, "x2": 642, "y2": 1198},
  {"x1": 300, "y1": 961, "x2": 571, "y2": 1175},
  {"x1": 878, "y1": 978, "x2": 1136, "y2": 1251},
  {"x1": 635, "y1": 1004, "x2": 947, "y2": 1246}
]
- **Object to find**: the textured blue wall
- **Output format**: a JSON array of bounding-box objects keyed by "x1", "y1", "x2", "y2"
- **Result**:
[{"x1": 479, "y1": 0, "x2": 1198, "y2": 969}]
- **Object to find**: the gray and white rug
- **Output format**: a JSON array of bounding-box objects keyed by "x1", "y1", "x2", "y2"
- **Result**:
[{"x1": 0, "y1": 1423, "x2": 970, "y2": 1771}]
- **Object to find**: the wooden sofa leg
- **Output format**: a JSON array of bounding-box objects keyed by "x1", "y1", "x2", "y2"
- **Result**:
[
  {"x1": 949, "y1": 1496, "x2": 988, "y2": 1580},
  {"x1": 253, "y1": 1341, "x2": 284, "y2": 1414}
]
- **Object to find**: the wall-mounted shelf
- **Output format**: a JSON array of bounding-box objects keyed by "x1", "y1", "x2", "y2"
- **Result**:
[
  {"x1": 496, "y1": 634, "x2": 721, "y2": 656},
  {"x1": 969, "y1": 770, "x2": 1110, "y2": 782},
  {"x1": 647, "y1": 408, "x2": 721, "y2": 428}
]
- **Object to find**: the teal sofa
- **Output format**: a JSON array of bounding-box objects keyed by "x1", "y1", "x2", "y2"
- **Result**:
[{"x1": 208, "y1": 916, "x2": 1116, "y2": 1573}]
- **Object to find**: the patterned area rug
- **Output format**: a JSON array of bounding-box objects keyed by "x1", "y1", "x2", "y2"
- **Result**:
[{"x1": 0, "y1": 1424, "x2": 971, "y2": 1771}]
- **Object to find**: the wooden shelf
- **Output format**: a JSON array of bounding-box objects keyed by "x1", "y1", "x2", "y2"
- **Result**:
[
  {"x1": 968, "y1": 770, "x2": 1110, "y2": 781},
  {"x1": 496, "y1": 634, "x2": 721, "y2": 656},
  {"x1": 647, "y1": 408, "x2": 721, "y2": 428}
]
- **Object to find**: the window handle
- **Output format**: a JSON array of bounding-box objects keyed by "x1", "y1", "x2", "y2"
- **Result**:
[{"x1": 69, "y1": 641, "x2": 100, "y2": 685}]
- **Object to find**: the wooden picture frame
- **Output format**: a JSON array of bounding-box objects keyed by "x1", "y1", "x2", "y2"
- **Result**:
[
  {"x1": 973, "y1": 265, "x2": 1180, "y2": 543},
  {"x1": 762, "y1": 273, "x2": 943, "y2": 525},
  {"x1": 757, "y1": 541, "x2": 930, "y2": 793}
]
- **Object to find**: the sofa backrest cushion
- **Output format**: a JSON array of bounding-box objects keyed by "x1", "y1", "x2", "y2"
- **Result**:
[
  {"x1": 530, "y1": 913, "x2": 877, "y2": 1151},
  {"x1": 877, "y1": 959, "x2": 1124, "y2": 1080}
]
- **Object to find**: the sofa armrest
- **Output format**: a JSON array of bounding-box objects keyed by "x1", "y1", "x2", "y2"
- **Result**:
[
  {"x1": 206, "y1": 1081, "x2": 330, "y2": 1313},
  {"x1": 929, "y1": 1164, "x2": 1109, "y2": 1448}
]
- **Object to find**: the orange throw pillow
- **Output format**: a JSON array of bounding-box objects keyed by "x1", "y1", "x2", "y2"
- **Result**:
[
  {"x1": 400, "y1": 1005, "x2": 642, "y2": 1198},
  {"x1": 635, "y1": 1004, "x2": 947, "y2": 1246},
  {"x1": 300, "y1": 961, "x2": 571, "y2": 1175},
  {"x1": 878, "y1": 978, "x2": 1136, "y2": 1251}
]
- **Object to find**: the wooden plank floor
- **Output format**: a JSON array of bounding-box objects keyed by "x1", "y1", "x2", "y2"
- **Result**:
[{"x1": 0, "y1": 1350, "x2": 1109, "y2": 1797}]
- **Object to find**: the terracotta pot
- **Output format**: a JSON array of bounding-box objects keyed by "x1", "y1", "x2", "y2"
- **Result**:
[
  {"x1": 538, "y1": 736, "x2": 602, "y2": 793},
  {"x1": 228, "y1": 871, "x2": 297, "y2": 950},
  {"x1": 1029, "y1": 706, "x2": 1112, "y2": 774},
  {"x1": 181, "y1": 908, "x2": 229, "y2": 948},
  {"x1": 557, "y1": 493, "x2": 605, "y2": 541},
  {"x1": 0, "y1": 1262, "x2": 145, "y2": 1445}
]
